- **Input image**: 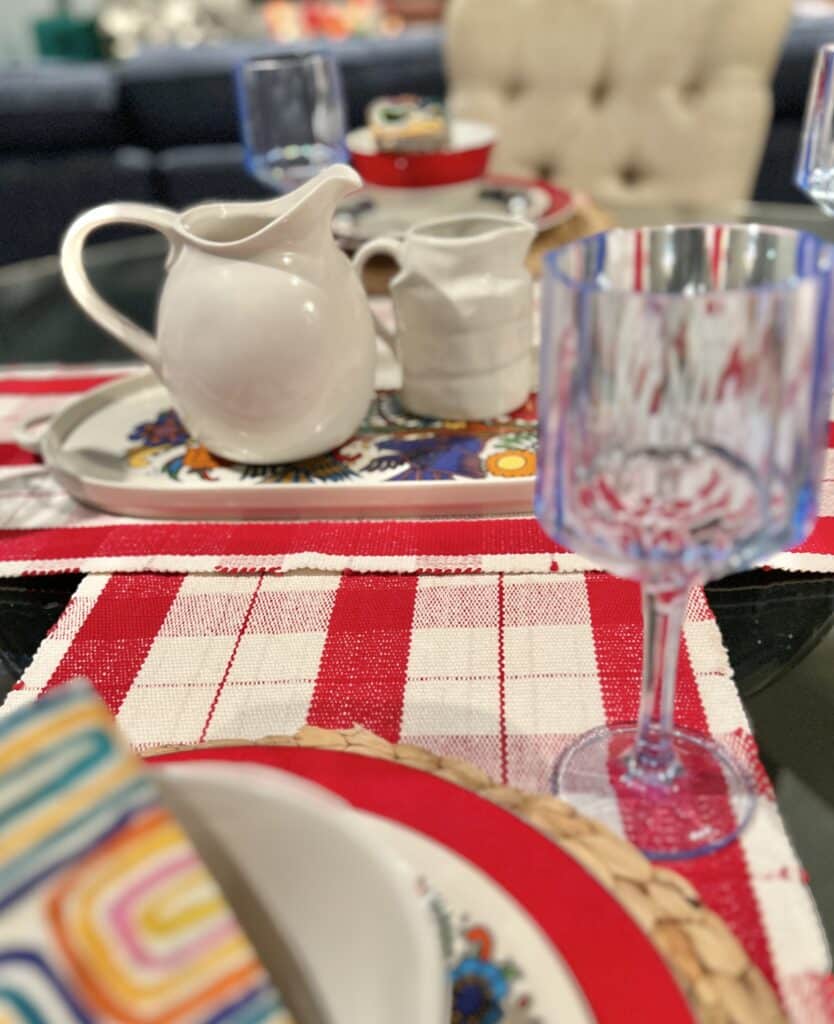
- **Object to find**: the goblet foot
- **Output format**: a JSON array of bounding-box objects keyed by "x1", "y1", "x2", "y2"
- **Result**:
[{"x1": 553, "y1": 725, "x2": 756, "y2": 861}]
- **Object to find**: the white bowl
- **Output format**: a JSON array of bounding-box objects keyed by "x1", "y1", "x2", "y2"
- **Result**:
[{"x1": 155, "y1": 761, "x2": 450, "y2": 1024}]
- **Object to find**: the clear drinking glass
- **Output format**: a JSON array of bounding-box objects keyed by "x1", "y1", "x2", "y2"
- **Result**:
[
  {"x1": 796, "y1": 43, "x2": 834, "y2": 213},
  {"x1": 235, "y1": 52, "x2": 348, "y2": 193},
  {"x1": 537, "y1": 225, "x2": 834, "y2": 860}
]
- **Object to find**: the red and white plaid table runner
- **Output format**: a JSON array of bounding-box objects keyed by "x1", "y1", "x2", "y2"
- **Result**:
[
  {"x1": 0, "y1": 365, "x2": 833, "y2": 575},
  {"x1": 2, "y1": 365, "x2": 833, "y2": 1019},
  {"x1": 5, "y1": 568, "x2": 832, "y2": 1021}
]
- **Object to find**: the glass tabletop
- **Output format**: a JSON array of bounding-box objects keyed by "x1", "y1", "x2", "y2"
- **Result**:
[{"x1": 2, "y1": 201, "x2": 834, "y2": 942}]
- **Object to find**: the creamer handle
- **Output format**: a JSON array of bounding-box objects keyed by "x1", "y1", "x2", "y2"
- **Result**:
[
  {"x1": 61, "y1": 203, "x2": 179, "y2": 373},
  {"x1": 352, "y1": 236, "x2": 405, "y2": 352}
]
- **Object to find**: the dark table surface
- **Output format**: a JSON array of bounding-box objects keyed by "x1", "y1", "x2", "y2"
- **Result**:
[{"x1": 2, "y1": 219, "x2": 834, "y2": 945}]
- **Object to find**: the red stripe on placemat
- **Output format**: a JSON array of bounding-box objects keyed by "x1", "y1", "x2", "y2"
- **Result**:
[
  {"x1": 634, "y1": 228, "x2": 644, "y2": 291},
  {"x1": 711, "y1": 225, "x2": 724, "y2": 286},
  {"x1": 658, "y1": 643, "x2": 777, "y2": 989},
  {"x1": 0, "y1": 444, "x2": 38, "y2": 466},
  {"x1": 200, "y1": 575, "x2": 265, "y2": 742},
  {"x1": 783, "y1": 973, "x2": 834, "y2": 1020},
  {"x1": 307, "y1": 573, "x2": 418, "y2": 741},
  {"x1": 793, "y1": 514, "x2": 834, "y2": 555},
  {"x1": 40, "y1": 574, "x2": 183, "y2": 714},
  {"x1": 0, "y1": 518, "x2": 560, "y2": 565},
  {"x1": 1, "y1": 515, "x2": 833, "y2": 571},
  {"x1": 0, "y1": 374, "x2": 123, "y2": 394},
  {"x1": 497, "y1": 573, "x2": 509, "y2": 784},
  {"x1": 584, "y1": 574, "x2": 777, "y2": 988}
]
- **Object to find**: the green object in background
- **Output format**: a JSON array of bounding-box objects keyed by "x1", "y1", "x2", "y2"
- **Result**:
[{"x1": 34, "y1": 0, "x2": 104, "y2": 61}]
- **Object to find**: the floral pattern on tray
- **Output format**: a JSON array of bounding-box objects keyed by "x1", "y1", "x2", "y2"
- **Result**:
[{"x1": 124, "y1": 392, "x2": 538, "y2": 485}]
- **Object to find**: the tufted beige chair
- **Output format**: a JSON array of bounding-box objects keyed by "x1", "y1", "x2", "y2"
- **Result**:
[{"x1": 445, "y1": 0, "x2": 792, "y2": 209}]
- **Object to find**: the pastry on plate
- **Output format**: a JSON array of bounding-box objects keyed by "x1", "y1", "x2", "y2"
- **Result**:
[{"x1": 367, "y1": 94, "x2": 449, "y2": 152}]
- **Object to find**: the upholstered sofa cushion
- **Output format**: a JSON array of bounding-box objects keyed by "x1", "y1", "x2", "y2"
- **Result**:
[
  {"x1": 335, "y1": 30, "x2": 445, "y2": 125},
  {"x1": 154, "y1": 143, "x2": 269, "y2": 207},
  {"x1": 0, "y1": 62, "x2": 124, "y2": 153},
  {"x1": 118, "y1": 28, "x2": 445, "y2": 151},
  {"x1": 0, "y1": 147, "x2": 154, "y2": 264},
  {"x1": 446, "y1": 0, "x2": 792, "y2": 207}
]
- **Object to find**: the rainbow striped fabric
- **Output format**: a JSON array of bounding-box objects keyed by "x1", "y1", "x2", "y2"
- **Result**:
[{"x1": 0, "y1": 680, "x2": 289, "y2": 1023}]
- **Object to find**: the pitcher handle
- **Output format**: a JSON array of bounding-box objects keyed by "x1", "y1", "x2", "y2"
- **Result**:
[
  {"x1": 352, "y1": 236, "x2": 404, "y2": 352},
  {"x1": 60, "y1": 203, "x2": 180, "y2": 374}
]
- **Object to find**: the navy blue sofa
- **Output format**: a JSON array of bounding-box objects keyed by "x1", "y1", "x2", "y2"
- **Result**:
[{"x1": 1, "y1": 13, "x2": 832, "y2": 266}]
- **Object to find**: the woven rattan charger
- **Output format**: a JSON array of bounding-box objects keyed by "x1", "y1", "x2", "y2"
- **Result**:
[{"x1": 151, "y1": 725, "x2": 784, "y2": 1024}]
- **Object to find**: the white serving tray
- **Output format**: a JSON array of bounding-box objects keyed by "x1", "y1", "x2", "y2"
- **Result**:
[{"x1": 38, "y1": 373, "x2": 537, "y2": 520}]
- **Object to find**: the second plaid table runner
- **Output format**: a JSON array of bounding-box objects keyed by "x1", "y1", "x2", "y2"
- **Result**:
[
  {"x1": 6, "y1": 568, "x2": 832, "y2": 1022},
  {"x1": 0, "y1": 365, "x2": 833, "y2": 575}
]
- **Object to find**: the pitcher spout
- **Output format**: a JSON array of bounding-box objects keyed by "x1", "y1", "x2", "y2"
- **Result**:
[
  {"x1": 280, "y1": 163, "x2": 363, "y2": 218},
  {"x1": 176, "y1": 163, "x2": 363, "y2": 255},
  {"x1": 272, "y1": 163, "x2": 363, "y2": 245}
]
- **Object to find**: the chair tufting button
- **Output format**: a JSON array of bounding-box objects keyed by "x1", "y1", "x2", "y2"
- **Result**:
[
  {"x1": 537, "y1": 162, "x2": 557, "y2": 181},
  {"x1": 620, "y1": 164, "x2": 645, "y2": 186},
  {"x1": 503, "y1": 78, "x2": 525, "y2": 101},
  {"x1": 590, "y1": 80, "x2": 610, "y2": 105}
]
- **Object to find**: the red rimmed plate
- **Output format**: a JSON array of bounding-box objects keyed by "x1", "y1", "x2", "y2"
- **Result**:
[
  {"x1": 149, "y1": 745, "x2": 694, "y2": 1023},
  {"x1": 333, "y1": 174, "x2": 574, "y2": 249}
]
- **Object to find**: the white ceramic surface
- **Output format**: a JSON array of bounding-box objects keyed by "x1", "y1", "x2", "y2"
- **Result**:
[
  {"x1": 353, "y1": 213, "x2": 535, "y2": 420},
  {"x1": 36, "y1": 373, "x2": 536, "y2": 520},
  {"x1": 346, "y1": 119, "x2": 496, "y2": 160},
  {"x1": 333, "y1": 176, "x2": 572, "y2": 247},
  {"x1": 156, "y1": 761, "x2": 450, "y2": 1024},
  {"x1": 359, "y1": 813, "x2": 596, "y2": 1023},
  {"x1": 60, "y1": 165, "x2": 377, "y2": 465}
]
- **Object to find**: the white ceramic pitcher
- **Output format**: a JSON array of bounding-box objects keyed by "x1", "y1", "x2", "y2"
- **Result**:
[
  {"x1": 60, "y1": 165, "x2": 376, "y2": 464},
  {"x1": 353, "y1": 214, "x2": 535, "y2": 420}
]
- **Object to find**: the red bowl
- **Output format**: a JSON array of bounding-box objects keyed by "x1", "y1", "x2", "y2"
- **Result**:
[{"x1": 346, "y1": 120, "x2": 496, "y2": 189}]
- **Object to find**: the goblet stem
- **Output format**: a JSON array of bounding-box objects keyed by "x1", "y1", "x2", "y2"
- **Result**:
[{"x1": 627, "y1": 585, "x2": 690, "y2": 787}]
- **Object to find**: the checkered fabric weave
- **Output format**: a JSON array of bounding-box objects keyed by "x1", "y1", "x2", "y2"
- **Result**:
[
  {"x1": 0, "y1": 366, "x2": 832, "y2": 575},
  {"x1": 6, "y1": 569, "x2": 832, "y2": 1022}
]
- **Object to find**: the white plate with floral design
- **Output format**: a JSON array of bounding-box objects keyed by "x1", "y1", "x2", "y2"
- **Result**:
[
  {"x1": 151, "y1": 746, "x2": 695, "y2": 1024},
  {"x1": 156, "y1": 760, "x2": 450, "y2": 1024},
  {"x1": 159, "y1": 758, "x2": 589, "y2": 1023},
  {"x1": 360, "y1": 813, "x2": 594, "y2": 1023},
  {"x1": 37, "y1": 372, "x2": 538, "y2": 519}
]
